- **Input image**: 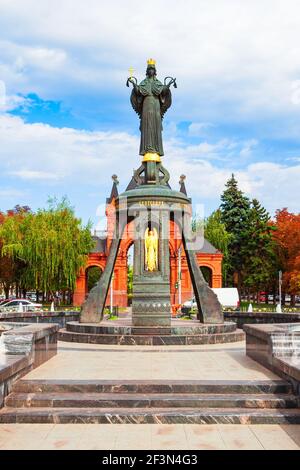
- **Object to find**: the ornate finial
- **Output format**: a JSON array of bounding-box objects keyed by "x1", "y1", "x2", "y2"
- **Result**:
[
  {"x1": 147, "y1": 58, "x2": 156, "y2": 66},
  {"x1": 179, "y1": 174, "x2": 187, "y2": 195},
  {"x1": 112, "y1": 174, "x2": 119, "y2": 185},
  {"x1": 128, "y1": 66, "x2": 134, "y2": 78}
]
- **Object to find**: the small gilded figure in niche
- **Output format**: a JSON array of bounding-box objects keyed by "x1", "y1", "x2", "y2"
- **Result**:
[
  {"x1": 145, "y1": 227, "x2": 158, "y2": 272},
  {"x1": 127, "y1": 59, "x2": 176, "y2": 157}
]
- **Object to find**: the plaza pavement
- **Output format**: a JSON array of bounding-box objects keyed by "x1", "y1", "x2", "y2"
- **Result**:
[{"x1": 0, "y1": 340, "x2": 300, "y2": 450}]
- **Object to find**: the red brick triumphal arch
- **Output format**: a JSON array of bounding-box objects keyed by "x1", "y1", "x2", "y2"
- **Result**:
[{"x1": 73, "y1": 178, "x2": 223, "y2": 308}]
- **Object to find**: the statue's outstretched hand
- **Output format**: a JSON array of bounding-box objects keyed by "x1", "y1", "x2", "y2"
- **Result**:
[
  {"x1": 164, "y1": 77, "x2": 177, "y2": 89},
  {"x1": 126, "y1": 77, "x2": 138, "y2": 87}
]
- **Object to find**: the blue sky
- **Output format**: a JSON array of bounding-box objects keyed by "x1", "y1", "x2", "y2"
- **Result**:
[{"x1": 1, "y1": 0, "x2": 300, "y2": 229}]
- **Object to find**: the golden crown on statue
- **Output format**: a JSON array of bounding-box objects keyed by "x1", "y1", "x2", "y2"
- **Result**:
[{"x1": 147, "y1": 58, "x2": 156, "y2": 66}]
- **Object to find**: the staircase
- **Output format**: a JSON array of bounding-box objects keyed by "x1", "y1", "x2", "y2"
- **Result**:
[{"x1": 1, "y1": 379, "x2": 299, "y2": 424}]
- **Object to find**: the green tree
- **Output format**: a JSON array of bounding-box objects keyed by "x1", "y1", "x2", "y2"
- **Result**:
[
  {"x1": 0, "y1": 197, "x2": 94, "y2": 296},
  {"x1": 273, "y1": 209, "x2": 300, "y2": 304},
  {"x1": 220, "y1": 174, "x2": 251, "y2": 295},
  {"x1": 0, "y1": 206, "x2": 31, "y2": 298},
  {"x1": 204, "y1": 209, "x2": 232, "y2": 283},
  {"x1": 241, "y1": 199, "x2": 276, "y2": 297},
  {"x1": 87, "y1": 266, "x2": 102, "y2": 292}
]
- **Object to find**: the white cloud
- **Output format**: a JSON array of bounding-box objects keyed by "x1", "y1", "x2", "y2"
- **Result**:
[
  {"x1": 8, "y1": 170, "x2": 60, "y2": 180},
  {"x1": 188, "y1": 123, "x2": 214, "y2": 137},
  {"x1": 0, "y1": 40, "x2": 67, "y2": 96},
  {"x1": 0, "y1": 114, "x2": 299, "y2": 218},
  {"x1": 0, "y1": 2, "x2": 299, "y2": 222},
  {"x1": 168, "y1": 157, "x2": 300, "y2": 215},
  {"x1": 0, "y1": 189, "x2": 25, "y2": 198},
  {"x1": 165, "y1": 138, "x2": 239, "y2": 163},
  {"x1": 22, "y1": 46, "x2": 66, "y2": 70},
  {"x1": 0, "y1": 84, "x2": 33, "y2": 113},
  {"x1": 0, "y1": 80, "x2": 5, "y2": 110},
  {"x1": 1, "y1": 0, "x2": 300, "y2": 123},
  {"x1": 0, "y1": 114, "x2": 137, "y2": 186},
  {"x1": 239, "y1": 139, "x2": 258, "y2": 158}
]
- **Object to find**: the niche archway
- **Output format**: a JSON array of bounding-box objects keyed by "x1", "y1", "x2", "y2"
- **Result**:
[
  {"x1": 200, "y1": 266, "x2": 213, "y2": 287},
  {"x1": 86, "y1": 266, "x2": 103, "y2": 292}
]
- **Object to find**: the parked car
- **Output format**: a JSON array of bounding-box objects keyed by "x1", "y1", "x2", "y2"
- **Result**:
[
  {"x1": 182, "y1": 297, "x2": 197, "y2": 310},
  {"x1": 183, "y1": 288, "x2": 240, "y2": 311},
  {"x1": 0, "y1": 298, "x2": 16, "y2": 306},
  {"x1": 258, "y1": 291, "x2": 267, "y2": 302},
  {"x1": 26, "y1": 292, "x2": 37, "y2": 302},
  {"x1": 211, "y1": 288, "x2": 240, "y2": 310},
  {"x1": 0, "y1": 299, "x2": 42, "y2": 312}
]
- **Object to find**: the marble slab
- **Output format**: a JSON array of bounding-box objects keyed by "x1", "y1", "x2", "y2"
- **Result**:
[
  {"x1": 59, "y1": 321, "x2": 245, "y2": 346},
  {"x1": 1, "y1": 407, "x2": 300, "y2": 425},
  {"x1": 0, "y1": 323, "x2": 59, "y2": 409},
  {"x1": 244, "y1": 323, "x2": 300, "y2": 396},
  {"x1": 12, "y1": 379, "x2": 292, "y2": 394}
]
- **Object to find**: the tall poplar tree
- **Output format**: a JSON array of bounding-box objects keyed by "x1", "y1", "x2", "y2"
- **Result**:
[{"x1": 0, "y1": 206, "x2": 30, "y2": 298}]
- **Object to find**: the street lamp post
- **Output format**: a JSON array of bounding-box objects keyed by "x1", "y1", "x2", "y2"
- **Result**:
[
  {"x1": 279, "y1": 270, "x2": 282, "y2": 312},
  {"x1": 178, "y1": 246, "x2": 182, "y2": 305},
  {"x1": 110, "y1": 272, "x2": 114, "y2": 315}
]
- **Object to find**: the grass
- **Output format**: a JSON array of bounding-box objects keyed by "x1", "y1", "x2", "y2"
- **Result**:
[
  {"x1": 107, "y1": 315, "x2": 119, "y2": 321},
  {"x1": 239, "y1": 302, "x2": 300, "y2": 313}
]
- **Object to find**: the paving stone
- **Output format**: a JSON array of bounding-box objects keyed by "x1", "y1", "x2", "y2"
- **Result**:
[{"x1": 250, "y1": 424, "x2": 300, "y2": 450}]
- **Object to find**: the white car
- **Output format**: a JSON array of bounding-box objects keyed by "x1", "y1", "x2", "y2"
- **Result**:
[
  {"x1": 182, "y1": 297, "x2": 197, "y2": 309},
  {"x1": 211, "y1": 288, "x2": 240, "y2": 310},
  {"x1": 0, "y1": 299, "x2": 42, "y2": 312},
  {"x1": 183, "y1": 288, "x2": 240, "y2": 311}
]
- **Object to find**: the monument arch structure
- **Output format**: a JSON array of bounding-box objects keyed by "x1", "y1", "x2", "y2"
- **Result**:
[
  {"x1": 73, "y1": 183, "x2": 223, "y2": 308},
  {"x1": 63, "y1": 59, "x2": 243, "y2": 345}
]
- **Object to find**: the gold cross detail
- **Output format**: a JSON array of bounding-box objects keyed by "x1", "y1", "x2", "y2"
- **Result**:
[{"x1": 128, "y1": 66, "x2": 134, "y2": 78}]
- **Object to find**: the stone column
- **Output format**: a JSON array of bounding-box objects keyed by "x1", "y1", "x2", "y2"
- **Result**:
[
  {"x1": 73, "y1": 270, "x2": 86, "y2": 306},
  {"x1": 132, "y1": 207, "x2": 171, "y2": 327}
]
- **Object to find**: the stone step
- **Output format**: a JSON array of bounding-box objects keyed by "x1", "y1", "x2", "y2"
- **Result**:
[
  {"x1": 12, "y1": 379, "x2": 292, "y2": 395},
  {"x1": 131, "y1": 327, "x2": 172, "y2": 335},
  {"x1": 66, "y1": 321, "x2": 238, "y2": 335},
  {"x1": 1, "y1": 407, "x2": 300, "y2": 424},
  {"x1": 58, "y1": 329, "x2": 245, "y2": 345},
  {"x1": 5, "y1": 392, "x2": 298, "y2": 409}
]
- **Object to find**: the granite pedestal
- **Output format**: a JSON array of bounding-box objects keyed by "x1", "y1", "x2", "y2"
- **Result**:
[{"x1": 60, "y1": 318, "x2": 244, "y2": 345}]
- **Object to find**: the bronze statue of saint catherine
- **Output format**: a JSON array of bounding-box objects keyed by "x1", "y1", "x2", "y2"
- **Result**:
[{"x1": 127, "y1": 59, "x2": 177, "y2": 157}]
